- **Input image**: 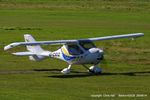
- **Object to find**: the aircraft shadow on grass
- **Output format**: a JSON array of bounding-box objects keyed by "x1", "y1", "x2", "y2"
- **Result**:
[
  {"x1": 1, "y1": 69, "x2": 150, "y2": 78},
  {"x1": 38, "y1": 69, "x2": 150, "y2": 78}
]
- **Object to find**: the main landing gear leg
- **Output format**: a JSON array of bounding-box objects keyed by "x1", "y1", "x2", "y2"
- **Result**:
[{"x1": 61, "y1": 64, "x2": 72, "y2": 74}]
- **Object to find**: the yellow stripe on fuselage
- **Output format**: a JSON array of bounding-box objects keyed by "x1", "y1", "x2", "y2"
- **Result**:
[{"x1": 62, "y1": 47, "x2": 70, "y2": 56}]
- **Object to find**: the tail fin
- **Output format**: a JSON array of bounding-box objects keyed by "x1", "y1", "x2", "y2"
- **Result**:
[
  {"x1": 24, "y1": 34, "x2": 44, "y2": 53},
  {"x1": 24, "y1": 34, "x2": 49, "y2": 62}
]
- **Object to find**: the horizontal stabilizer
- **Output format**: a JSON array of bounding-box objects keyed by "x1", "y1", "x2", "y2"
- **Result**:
[{"x1": 12, "y1": 52, "x2": 36, "y2": 56}]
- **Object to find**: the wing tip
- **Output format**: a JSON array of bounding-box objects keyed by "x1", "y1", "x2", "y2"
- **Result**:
[
  {"x1": 4, "y1": 43, "x2": 20, "y2": 51},
  {"x1": 4, "y1": 45, "x2": 11, "y2": 51}
]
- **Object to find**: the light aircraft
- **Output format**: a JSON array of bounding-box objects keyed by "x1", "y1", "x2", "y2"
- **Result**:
[{"x1": 4, "y1": 33, "x2": 144, "y2": 74}]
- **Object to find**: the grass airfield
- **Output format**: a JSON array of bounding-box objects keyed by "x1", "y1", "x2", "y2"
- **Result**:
[{"x1": 0, "y1": 0, "x2": 150, "y2": 100}]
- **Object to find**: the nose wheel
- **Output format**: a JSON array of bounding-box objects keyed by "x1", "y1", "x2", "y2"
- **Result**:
[
  {"x1": 89, "y1": 65, "x2": 102, "y2": 73},
  {"x1": 83, "y1": 64, "x2": 102, "y2": 74}
]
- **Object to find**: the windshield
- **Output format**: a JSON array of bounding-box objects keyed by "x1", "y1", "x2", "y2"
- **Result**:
[{"x1": 79, "y1": 41, "x2": 96, "y2": 50}]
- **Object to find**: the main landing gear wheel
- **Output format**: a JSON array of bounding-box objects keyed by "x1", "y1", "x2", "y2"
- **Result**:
[{"x1": 61, "y1": 64, "x2": 72, "y2": 74}]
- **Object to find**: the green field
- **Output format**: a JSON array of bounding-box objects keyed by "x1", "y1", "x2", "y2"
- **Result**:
[{"x1": 0, "y1": 0, "x2": 150, "y2": 100}]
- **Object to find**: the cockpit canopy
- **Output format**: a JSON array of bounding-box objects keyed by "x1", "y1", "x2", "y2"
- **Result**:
[{"x1": 66, "y1": 40, "x2": 96, "y2": 55}]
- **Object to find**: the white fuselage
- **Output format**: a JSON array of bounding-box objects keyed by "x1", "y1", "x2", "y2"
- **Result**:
[{"x1": 49, "y1": 44, "x2": 104, "y2": 65}]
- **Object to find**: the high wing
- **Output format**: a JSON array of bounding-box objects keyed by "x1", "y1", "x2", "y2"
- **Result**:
[
  {"x1": 88, "y1": 33, "x2": 144, "y2": 41},
  {"x1": 4, "y1": 33, "x2": 144, "y2": 51},
  {"x1": 4, "y1": 40, "x2": 77, "y2": 51}
]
